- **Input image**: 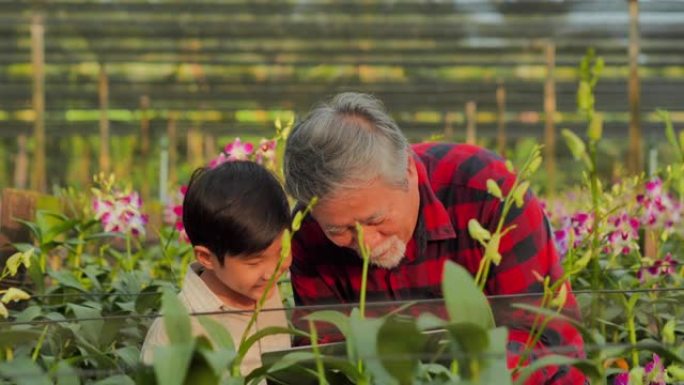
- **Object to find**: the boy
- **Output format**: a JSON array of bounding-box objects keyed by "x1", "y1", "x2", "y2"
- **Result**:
[{"x1": 141, "y1": 161, "x2": 292, "y2": 376}]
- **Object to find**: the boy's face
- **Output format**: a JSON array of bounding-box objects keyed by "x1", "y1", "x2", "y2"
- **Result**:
[{"x1": 198, "y1": 231, "x2": 291, "y2": 307}]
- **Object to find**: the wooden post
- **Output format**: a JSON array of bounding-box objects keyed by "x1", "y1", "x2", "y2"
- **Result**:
[
  {"x1": 14, "y1": 135, "x2": 29, "y2": 189},
  {"x1": 30, "y1": 12, "x2": 46, "y2": 192},
  {"x1": 544, "y1": 41, "x2": 557, "y2": 195},
  {"x1": 98, "y1": 63, "x2": 111, "y2": 173},
  {"x1": 187, "y1": 126, "x2": 204, "y2": 168},
  {"x1": 167, "y1": 112, "x2": 178, "y2": 188},
  {"x1": 465, "y1": 101, "x2": 477, "y2": 145},
  {"x1": 628, "y1": 0, "x2": 643, "y2": 174},
  {"x1": 496, "y1": 81, "x2": 506, "y2": 156},
  {"x1": 140, "y1": 95, "x2": 150, "y2": 158},
  {"x1": 205, "y1": 133, "x2": 216, "y2": 160},
  {"x1": 443, "y1": 111, "x2": 455, "y2": 142},
  {"x1": 139, "y1": 96, "x2": 151, "y2": 199}
]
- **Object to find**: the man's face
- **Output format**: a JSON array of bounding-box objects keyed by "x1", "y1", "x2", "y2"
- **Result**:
[
  {"x1": 212, "y1": 231, "x2": 291, "y2": 304},
  {"x1": 312, "y1": 161, "x2": 420, "y2": 269}
]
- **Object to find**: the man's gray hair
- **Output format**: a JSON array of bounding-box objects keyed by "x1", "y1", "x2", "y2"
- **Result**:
[{"x1": 284, "y1": 92, "x2": 410, "y2": 203}]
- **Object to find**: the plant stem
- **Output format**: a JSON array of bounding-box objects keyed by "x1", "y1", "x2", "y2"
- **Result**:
[{"x1": 309, "y1": 319, "x2": 328, "y2": 385}]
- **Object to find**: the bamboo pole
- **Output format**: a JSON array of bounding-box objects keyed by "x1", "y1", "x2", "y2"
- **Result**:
[
  {"x1": 14, "y1": 135, "x2": 28, "y2": 189},
  {"x1": 544, "y1": 41, "x2": 557, "y2": 195},
  {"x1": 496, "y1": 81, "x2": 506, "y2": 156},
  {"x1": 30, "y1": 12, "x2": 46, "y2": 192},
  {"x1": 628, "y1": 0, "x2": 643, "y2": 174},
  {"x1": 443, "y1": 111, "x2": 455, "y2": 142},
  {"x1": 167, "y1": 112, "x2": 178, "y2": 188},
  {"x1": 187, "y1": 126, "x2": 204, "y2": 168},
  {"x1": 465, "y1": 101, "x2": 477, "y2": 145},
  {"x1": 205, "y1": 134, "x2": 216, "y2": 160},
  {"x1": 140, "y1": 95, "x2": 150, "y2": 158},
  {"x1": 98, "y1": 63, "x2": 111, "y2": 174}
]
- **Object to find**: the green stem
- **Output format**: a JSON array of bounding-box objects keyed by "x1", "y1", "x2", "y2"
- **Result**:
[
  {"x1": 627, "y1": 300, "x2": 639, "y2": 368},
  {"x1": 31, "y1": 325, "x2": 49, "y2": 361},
  {"x1": 125, "y1": 235, "x2": 132, "y2": 272},
  {"x1": 309, "y1": 319, "x2": 328, "y2": 385},
  {"x1": 233, "y1": 231, "x2": 292, "y2": 376}
]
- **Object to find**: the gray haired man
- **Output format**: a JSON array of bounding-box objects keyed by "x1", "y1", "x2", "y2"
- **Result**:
[{"x1": 284, "y1": 92, "x2": 585, "y2": 385}]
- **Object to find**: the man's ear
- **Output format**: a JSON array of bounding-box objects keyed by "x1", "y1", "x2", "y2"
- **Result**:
[
  {"x1": 194, "y1": 246, "x2": 216, "y2": 271},
  {"x1": 406, "y1": 155, "x2": 418, "y2": 184}
]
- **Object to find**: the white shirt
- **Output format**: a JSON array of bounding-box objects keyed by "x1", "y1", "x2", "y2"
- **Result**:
[{"x1": 140, "y1": 263, "x2": 291, "y2": 376}]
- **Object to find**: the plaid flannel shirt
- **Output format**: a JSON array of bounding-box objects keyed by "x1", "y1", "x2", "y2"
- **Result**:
[{"x1": 291, "y1": 143, "x2": 586, "y2": 385}]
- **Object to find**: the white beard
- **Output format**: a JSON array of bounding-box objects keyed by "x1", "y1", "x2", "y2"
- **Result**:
[{"x1": 355, "y1": 235, "x2": 406, "y2": 269}]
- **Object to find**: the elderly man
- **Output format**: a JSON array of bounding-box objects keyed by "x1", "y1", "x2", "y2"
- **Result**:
[{"x1": 284, "y1": 92, "x2": 585, "y2": 384}]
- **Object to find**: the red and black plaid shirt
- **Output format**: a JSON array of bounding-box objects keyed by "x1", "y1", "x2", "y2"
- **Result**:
[{"x1": 291, "y1": 143, "x2": 586, "y2": 385}]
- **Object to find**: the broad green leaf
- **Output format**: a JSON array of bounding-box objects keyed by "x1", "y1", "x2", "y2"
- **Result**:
[
  {"x1": 161, "y1": 289, "x2": 192, "y2": 345},
  {"x1": 377, "y1": 316, "x2": 424, "y2": 384},
  {"x1": 304, "y1": 310, "x2": 350, "y2": 338},
  {"x1": 199, "y1": 348, "x2": 236, "y2": 377},
  {"x1": 513, "y1": 355, "x2": 601, "y2": 385},
  {"x1": 480, "y1": 327, "x2": 511, "y2": 385},
  {"x1": 188, "y1": 344, "x2": 221, "y2": 385},
  {"x1": 55, "y1": 361, "x2": 81, "y2": 385},
  {"x1": 0, "y1": 357, "x2": 52, "y2": 385},
  {"x1": 349, "y1": 309, "x2": 396, "y2": 385},
  {"x1": 198, "y1": 316, "x2": 236, "y2": 351},
  {"x1": 49, "y1": 271, "x2": 86, "y2": 291},
  {"x1": 445, "y1": 322, "x2": 489, "y2": 355},
  {"x1": 237, "y1": 326, "x2": 303, "y2": 360},
  {"x1": 442, "y1": 261, "x2": 495, "y2": 328},
  {"x1": 153, "y1": 344, "x2": 195, "y2": 385},
  {"x1": 114, "y1": 346, "x2": 140, "y2": 368},
  {"x1": 68, "y1": 304, "x2": 103, "y2": 347},
  {"x1": 92, "y1": 375, "x2": 136, "y2": 385}
]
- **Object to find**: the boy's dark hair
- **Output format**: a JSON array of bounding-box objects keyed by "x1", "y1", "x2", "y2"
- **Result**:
[{"x1": 182, "y1": 161, "x2": 290, "y2": 264}]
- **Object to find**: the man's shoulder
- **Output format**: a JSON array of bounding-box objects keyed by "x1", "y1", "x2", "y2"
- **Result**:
[{"x1": 412, "y1": 142, "x2": 513, "y2": 192}]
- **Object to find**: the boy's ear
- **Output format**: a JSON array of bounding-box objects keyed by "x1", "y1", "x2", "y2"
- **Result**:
[{"x1": 194, "y1": 246, "x2": 216, "y2": 271}]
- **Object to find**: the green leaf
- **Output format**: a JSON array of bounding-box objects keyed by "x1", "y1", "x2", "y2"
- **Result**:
[
  {"x1": 68, "y1": 304, "x2": 103, "y2": 347},
  {"x1": 442, "y1": 261, "x2": 495, "y2": 328},
  {"x1": 153, "y1": 344, "x2": 195, "y2": 385},
  {"x1": 445, "y1": 322, "x2": 489, "y2": 355},
  {"x1": 92, "y1": 375, "x2": 136, "y2": 385},
  {"x1": 513, "y1": 355, "x2": 601, "y2": 385},
  {"x1": 198, "y1": 348, "x2": 236, "y2": 377},
  {"x1": 348, "y1": 311, "x2": 396, "y2": 385},
  {"x1": 304, "y1": 310, "x2": 350, "y2": 338},
  {"x1": 49, "y1": 271, "x2": 86, "y2": 291},
  {"x1": 480, "y1": 327, "x2": 512, "y2": 385},
  {"x1": 54, "y1": 361, "x2": 81, "y2": 385},
  {"x1": 237, "y1": 327, "x2": 303, "y2": 360},
  {"x1": 0, "y1": 357, "x2": 52, "y2": 385},
  {"x1": 377, "y1": 316, "x2": 424, "y2": 384},
  {"x1": 0, "y1": 329, "x2": 43, "y2": 348},
  {"x1": 161, "y1": 289, "x2": 192, "y2": 345},
  {"x1": 198, "y1": 316, "x2": 236, "y2": 351},
  {"x1": 114, "y1": 346, "x2": 140, "y2": 368}
]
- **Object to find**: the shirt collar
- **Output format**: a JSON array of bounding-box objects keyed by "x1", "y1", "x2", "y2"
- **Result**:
[
  {"x1": 180, "y1": 262, "x2": 284, "y2": 315},
  {"x1": 181, "y1": 262, "x2": 228, "y2": 313}
]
